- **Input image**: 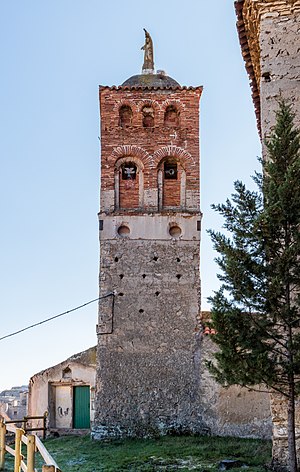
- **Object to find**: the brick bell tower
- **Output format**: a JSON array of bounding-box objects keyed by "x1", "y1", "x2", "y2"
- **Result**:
[{"x1": 93, "y1": 30, "x2": 203, "y2": 439}]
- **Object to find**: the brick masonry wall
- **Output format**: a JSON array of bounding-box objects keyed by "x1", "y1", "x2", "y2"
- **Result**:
[
  {"x1": 99, "y1": 88, "x2": 201, "y2": 213},
  {"x1": 119, "y1": 173, "x2": 139, "y2": 209},
  {"x1": 163, "y1": 175, "x2": 181, "y2": 207}
]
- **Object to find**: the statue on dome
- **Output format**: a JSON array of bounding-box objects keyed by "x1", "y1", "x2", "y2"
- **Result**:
[{"x1": 141, "y1": 29, "x2": 154, "y2": 72}]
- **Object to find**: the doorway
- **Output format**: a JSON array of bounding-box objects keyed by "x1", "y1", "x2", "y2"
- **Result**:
[{"x1": 73, "y1": 386, "x2": 90, "y2": 429}]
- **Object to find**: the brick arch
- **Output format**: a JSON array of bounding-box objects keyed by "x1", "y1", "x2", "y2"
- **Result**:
[
  {"x1": 112, "y1": 146, "x2": 147, "y2": 210},
  {"x1": 112, "y1": 145, "x2": 150, "y2": 165},
  {"x1": 114, "y1": 156, "x2": 144, "y2": 171},
  {"x1": 113, "y1": 100, "x2": 139, "y2": 114},
  {"x1": 137, "y1": 99, "x2": 160, "y2": 113},
  {"x1": 152, "y1": 146, "x2": 193, "y2": 170},
  {"x1": 162, "y1": 99, "x2": 185, "y2": 113},
  {"x1": 113, "y1": 101, "x2": 138, "y2": 127}
]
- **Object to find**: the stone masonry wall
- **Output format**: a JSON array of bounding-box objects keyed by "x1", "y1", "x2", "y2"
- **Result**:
[
  {"x1": 237, "y1": 1, "x2": 300, "y2": 467},
  {"x1": 260, "y1": 7, "x2": 300, "y2": 138},
  {"x1": 94, "y1": 238, "x2": 203, "y2": 438},
  {"x1": 259, "y1": 5, "x2": 300, "y2": 468}
]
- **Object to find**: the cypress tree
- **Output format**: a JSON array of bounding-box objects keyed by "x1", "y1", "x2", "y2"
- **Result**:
[{"x1": 208, "y1": 100, "x2": 300, "y2": 472}]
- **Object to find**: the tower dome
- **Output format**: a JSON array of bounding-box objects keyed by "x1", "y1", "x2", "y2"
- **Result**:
[{"x1": 122, "y1": 71, "x2": 180, "y2": 88}]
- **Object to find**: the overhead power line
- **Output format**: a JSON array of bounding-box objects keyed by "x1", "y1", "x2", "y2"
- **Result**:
[{"x1": 0, "y1": 293, "x2": 114, "y2": 342}]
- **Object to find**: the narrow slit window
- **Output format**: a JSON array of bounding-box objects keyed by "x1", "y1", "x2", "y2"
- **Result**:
[
  {"x1": 142, "y1": 106, "x2": 154, "y2": 128},
  {"x1": 119, "y1": 105, "x2": 132, "y2": 127},
  {"x1": 164, "y1": 105, "x2": 179, "y2": 127}
]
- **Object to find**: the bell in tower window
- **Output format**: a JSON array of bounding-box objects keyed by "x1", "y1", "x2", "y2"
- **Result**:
[
  {"x1": 164, "y1": 161, "x2": 177, "y2": 180},
  {"x1": 121, "y1": 163, "x2": 137, "y2": 180}
]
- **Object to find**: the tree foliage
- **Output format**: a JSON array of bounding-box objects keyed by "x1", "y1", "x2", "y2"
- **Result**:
[{"x1": 208, "y1": 101, "x2": 300, "y2": 471}]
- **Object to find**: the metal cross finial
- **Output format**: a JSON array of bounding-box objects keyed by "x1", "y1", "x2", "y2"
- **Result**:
[{"x1": 141, "y1": 29, "x2": 154, "y2": 73}]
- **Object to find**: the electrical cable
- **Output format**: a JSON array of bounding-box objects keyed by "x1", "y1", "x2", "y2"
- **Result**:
[{"x1": 0, "y1": 292, "x2": 114, "y2": 342}]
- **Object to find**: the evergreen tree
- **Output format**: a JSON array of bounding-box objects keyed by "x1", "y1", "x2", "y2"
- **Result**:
[{"x1": 208, "y1": 101, "x2": 300, "y2": 472}]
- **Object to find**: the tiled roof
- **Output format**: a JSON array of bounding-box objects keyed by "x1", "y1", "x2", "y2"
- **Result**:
[
  {"x1": 203, "y1": 326, "x2": 217, "y2": 336},
  {"x1": 99, "y1": 85, "x2": 203, "y2": 91},
  {"x1": 201, "y1": 311, "x2": 217, "y2": 335}
]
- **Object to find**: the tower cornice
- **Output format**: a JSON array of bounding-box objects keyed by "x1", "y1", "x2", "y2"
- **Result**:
[
  {"x1": 99, "y1": 85, "x2": 203, "y2": 92},
  {"x1": 235, "y1": 0, "x2": 300, "y2": 137}
]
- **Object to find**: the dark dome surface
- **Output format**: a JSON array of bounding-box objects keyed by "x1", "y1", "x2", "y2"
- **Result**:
[{"x1": 122, "y1": 73, "x2": 180, "y2": 88}]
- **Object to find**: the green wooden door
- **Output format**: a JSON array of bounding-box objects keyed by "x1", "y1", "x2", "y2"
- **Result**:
[{"x1": 73, "y1": 386, "x2": 90, "y2": 429}]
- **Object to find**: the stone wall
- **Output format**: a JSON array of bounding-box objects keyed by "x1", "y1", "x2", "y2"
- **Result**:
[
  {"x1": 236, "y1": 0, "x2": 300, "y2": 137},
  {"x1": 199, "y1": 333, "x2": 272, "y2": 439},
  {"x1": 260, "y1": 6, "x2": 300, "y2": 137},
  {"x1": 94, "y1": 238, "x2": 203, "y2": 438},
  {"x1": 270, "y1": 394, "x2": 300, "y2": 468},
  {"x1": 236, "y1": 0, "x2": 300, "y2": 467}
]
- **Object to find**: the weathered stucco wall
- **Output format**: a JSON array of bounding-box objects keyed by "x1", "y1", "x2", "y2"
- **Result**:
[
  {"x1": 260, "y1": 7, "x2": 300, "y2": 137},
  {"x1": 236, "y1": 0, "x2": 300, "y2": 137},
  {"x1": 199, "y1": 335, "x2": 272, "y2": 439},
  {"x1": 28, "y1": 347, "x2": 96, "y2": 434}
]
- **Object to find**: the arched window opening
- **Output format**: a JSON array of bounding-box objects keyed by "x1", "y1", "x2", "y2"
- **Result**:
[
  {"x1": 62, "y1": 367, "x2": 72, "y2": 379},
  {"x1": 164, "y1": 105, "x2": 179, "y2": 127},
  {"x1": 119, "y1": 105, "x2": 133, "y2": 127},
  {"x1": 142, "y1": 106, "x2": 154, "y2": 128},
  {"x1": 158, "y1": 158, "x2": 185, "y2": 210},
  {"x1": 115, "y1": 158, "x2": 144, "y2": 210}
]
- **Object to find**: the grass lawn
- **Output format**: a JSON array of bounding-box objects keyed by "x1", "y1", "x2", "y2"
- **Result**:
[{"x1": 39, "y1": 434, "x2": 272, "y2": 471}]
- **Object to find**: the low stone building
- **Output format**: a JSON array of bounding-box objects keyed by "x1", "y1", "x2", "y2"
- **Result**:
[{"x1": 28, "y1": 347, "x2": 96, "y2": 435}]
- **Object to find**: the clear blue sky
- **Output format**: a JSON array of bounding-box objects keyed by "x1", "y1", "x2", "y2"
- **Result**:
[{"x1": 0, "y1": 1, "x2": 261, "y2": 391}]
